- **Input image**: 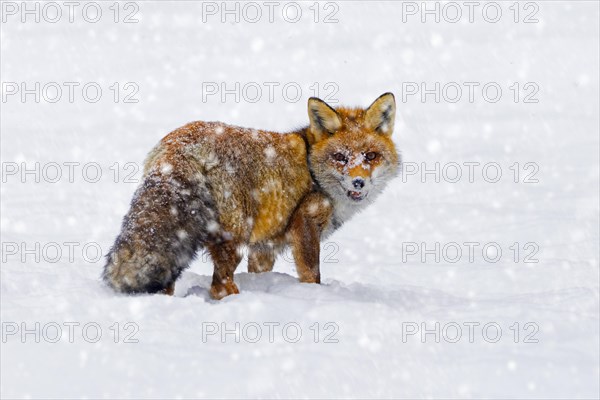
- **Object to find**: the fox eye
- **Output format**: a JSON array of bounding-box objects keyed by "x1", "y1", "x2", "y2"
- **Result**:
[
  {"x1": 332, "y1": 153, "x2": 347, "y2": 163},
  {"x1": 365, "y1": 152, "x2": 378, "y2": 161}
]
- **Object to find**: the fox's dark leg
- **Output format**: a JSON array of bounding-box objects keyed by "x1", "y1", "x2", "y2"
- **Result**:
[
  {"x1": 162, "y1": 282, "x2": 175, "y2": 296},
  {"x1": 248, "y1": 243, "x2": 275, "y2": 273},
  {"x1": 209, "y1": 241, "x2": 242, "y2": 300},
  {"x1": 286, "y1": 192, "x2": 333, "y2": 284},
  {"x1": 103, "y1": 169, "x2": 217, "y2": 294}
]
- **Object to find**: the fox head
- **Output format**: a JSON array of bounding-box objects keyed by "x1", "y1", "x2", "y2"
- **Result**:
[{"x1": 306, "y1": 93, "x2": 400, "y2": 211}]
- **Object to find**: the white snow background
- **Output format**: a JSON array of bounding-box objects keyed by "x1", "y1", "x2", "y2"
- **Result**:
[{"x1": 1, "y1": 1, "x2": 599, "y2": 398}]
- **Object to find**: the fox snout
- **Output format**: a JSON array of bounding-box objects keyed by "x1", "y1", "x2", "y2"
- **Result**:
[
  {"x1": 352, "y1": 178, "x2": 365, "y2": 189},
  {"x1": 342, "y1": 169, "x2": 371, "y2": 202}
]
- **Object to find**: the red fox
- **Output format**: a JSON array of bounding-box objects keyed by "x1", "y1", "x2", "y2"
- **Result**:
[{"x1": 103, "y1": 93, "x2": 400, "y2": 299}]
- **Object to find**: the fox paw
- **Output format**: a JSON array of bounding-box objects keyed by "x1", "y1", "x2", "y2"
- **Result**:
[
  {"x1": 161, "y1": 283, "x2": 175, "y2": 296},
  {"x1": 210, "y1": 279, "x2": 239, "y2": 300},
  {"x1": 298, "y1": 273, "x2": 321, "y2": 284}
]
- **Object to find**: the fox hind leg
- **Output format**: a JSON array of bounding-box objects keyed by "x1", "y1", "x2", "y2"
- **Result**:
[
  {"x1": 162, "y1": 282, "x2": 175, "y2": 296},
  {"x1": 209, "y1": 241, "x2": 243, "y2": 300},
  {"x1": 248, "y1": 243, "x2": 275, "y2": 273}
]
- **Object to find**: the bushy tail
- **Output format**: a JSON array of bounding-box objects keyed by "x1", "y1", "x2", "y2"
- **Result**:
[{"x1": 103, "y1": 168, "x2": 218, "y2": 294}]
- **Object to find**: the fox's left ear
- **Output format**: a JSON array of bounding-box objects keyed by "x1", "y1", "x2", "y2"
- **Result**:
[
  {"x1": 365, "y1": 92, "x2": 396, "y2": 135},
  {"x1": 307, "y1": 97, "x2": 342, "y2": 143}
]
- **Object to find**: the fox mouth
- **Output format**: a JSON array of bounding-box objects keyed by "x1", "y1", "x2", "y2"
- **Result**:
[{"x1": 347, "y1": 190, "x2": 366, "y2": 202}]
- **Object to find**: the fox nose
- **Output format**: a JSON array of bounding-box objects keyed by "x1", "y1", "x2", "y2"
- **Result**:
[{"x1": 352, "y1": 178, "x2": 365, "y2": 190}]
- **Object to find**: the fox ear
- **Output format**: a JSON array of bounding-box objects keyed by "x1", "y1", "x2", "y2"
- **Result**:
[
  {"x1": 307, "y1": 97, "x2": 342, "y2": 143},
  {"x1": 365, "y1": 92, "x2": 396, "y2": 135}
]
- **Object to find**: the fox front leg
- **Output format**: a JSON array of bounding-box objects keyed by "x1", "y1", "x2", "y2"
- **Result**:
[{"x1": 286, "y1": 192, "x2": 333, "y2": 284}]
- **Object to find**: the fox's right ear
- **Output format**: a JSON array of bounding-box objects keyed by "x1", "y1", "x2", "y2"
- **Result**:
[
  {"x1": 307, "y1": 97, "x2": 342, "y2": 143},
  {"x1": 365, "y1": 92, "x2": 396, "y2": 135}
]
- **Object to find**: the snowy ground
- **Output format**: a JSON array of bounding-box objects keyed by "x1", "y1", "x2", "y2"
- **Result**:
[{"x1": 1, "y1": 1, "x2": 599, "y2": 398}]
